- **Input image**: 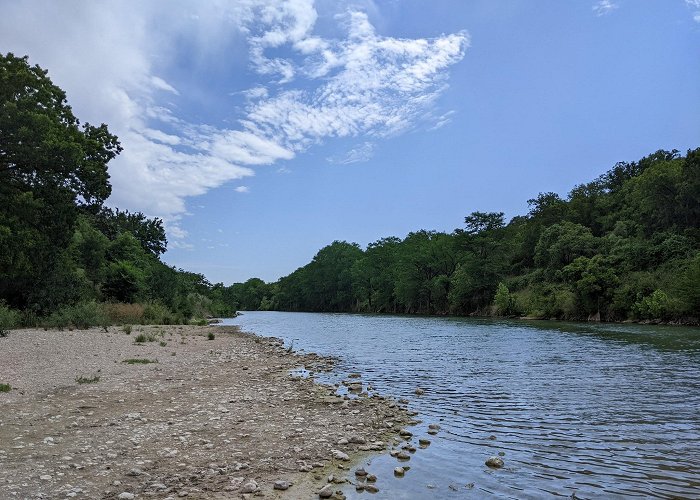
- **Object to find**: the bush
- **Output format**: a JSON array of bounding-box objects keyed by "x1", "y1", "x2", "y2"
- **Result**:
[
  {"x1": 143, "y1": 302, "x2": 175, "y2": 325},
  {"x1": 134, "y1": 332, "x2": 157, "y2": 343},
  {"x1": 493, "y1": 282, "x2": 517, "y2": 316},
  {"x1": 207, "y1": 332, "x2": 215, "y2": 340},
  {"x1": 0, "y1": 303, "x2": 21, "y2": 331},
  {"x1": 633, "y1": 289, "x2": 671, "y2": 320},
  {"x1": 0, "y1": 383, "x2": 11, "y2": 392},
  {"x1": 122, "y1": 358, "x2": 157, "y2": 364},
  {"x1": 44, "y1": 301, "x2": 109, "y2": 329},
  {"x1": 123, "y1": 324, "x2": 132, "y2": 335},
  {"x1": 75, "y1": 375, "x2": 100, "y2": 384},
  {"x1": 103, "y1": 303, "x2": 144, "y2": 325}
]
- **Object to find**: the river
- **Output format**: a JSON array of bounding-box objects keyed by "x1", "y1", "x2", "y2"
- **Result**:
[{"x1": 224, "y1": 312, "x2": 700, "y2": 499}]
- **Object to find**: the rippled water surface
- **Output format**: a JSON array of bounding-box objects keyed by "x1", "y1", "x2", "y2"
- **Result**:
[{"x1": 225, "y1": 312, "x2": 700, "y2": 499}]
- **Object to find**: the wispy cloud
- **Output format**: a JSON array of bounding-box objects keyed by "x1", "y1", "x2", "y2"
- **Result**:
[
  {"x1": 327, "y1": 142, "x2": 375, "y2": 165},
  {"x1": 0, "y1": 1, "x2": 467, "y2": 246},
  {"x1": 686, "y1": 0, "x2": 700, "y2": 21},
  {"x1": 593, "y1": 0, "x2": 618, "y2": 16},
  {"x1": 234, "y1": 186, "x2": 251, "y2": 193}
]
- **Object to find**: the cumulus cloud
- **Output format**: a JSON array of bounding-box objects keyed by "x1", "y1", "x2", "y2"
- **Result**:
[
  {"x1": 0, "y1": 0, "x2": 467, "y2": 245},
  {"x1": 593, "y1": 0, "x2": 618, "y2": 16}
]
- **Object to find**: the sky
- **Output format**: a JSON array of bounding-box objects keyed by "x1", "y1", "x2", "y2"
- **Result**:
[{"x1": 1, "y1": 0, "x2": 699, "y2": 284}]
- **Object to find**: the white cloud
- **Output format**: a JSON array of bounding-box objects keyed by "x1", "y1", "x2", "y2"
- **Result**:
[
  {"x1": 593, "y1": 0, "x2": 618, "y2": 16},
  {"x1": 686, "y1": 0, "x2": 700, "y2": 21},
  {"x1": 0, "y1": 1, "x2": 467, "y2": 246},
  {"x1": 327, "y1": 142, "x2": 375, "y2": 164},
  {"x1": 235, "y1": 186, "x2": 251, "y2": 193}
]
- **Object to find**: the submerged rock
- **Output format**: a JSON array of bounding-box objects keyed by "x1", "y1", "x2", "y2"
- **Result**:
[{"x1": 485, "y1": 456, "x2": 504, "y2": 468}]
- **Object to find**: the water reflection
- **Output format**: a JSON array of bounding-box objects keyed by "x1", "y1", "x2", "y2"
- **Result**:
[{"x1": 226, "y1": 312, "x2": 700, "y2": 499}]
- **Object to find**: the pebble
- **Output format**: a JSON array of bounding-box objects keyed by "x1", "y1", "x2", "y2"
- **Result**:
[
  {"x1": 273, "y1": 480, "x2": 290, "y2": 490},
  {"x1": 355, "y1": 468, "x2": 368, "y2": 477},
  {"x1": 318, "y1": 483, "x2": 335, "y2": 498},
  {"x1": 117, "y1": 494, "x2": 135, "y2": 500},
  {"x1": 240, "y1": 480, "x2": 258, "y2": 493},
  {"x1": 331, "y1": 449, "x2": 350, "y2": 461},
  {"x1": 486, "y1": 456, "x2": 504, "y2": 468},
  {"x1": 40, "y1": 475, "x2": 52, "y2": 481}
]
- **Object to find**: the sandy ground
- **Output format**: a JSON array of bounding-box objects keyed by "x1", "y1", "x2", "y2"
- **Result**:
[{"x1": 0, "y1": 325, "x2": 411, "y2": 499}]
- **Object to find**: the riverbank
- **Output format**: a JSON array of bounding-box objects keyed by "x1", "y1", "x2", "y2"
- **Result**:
[{"x1": 0, "y1": 325, "x2": 412, "y2": 499}]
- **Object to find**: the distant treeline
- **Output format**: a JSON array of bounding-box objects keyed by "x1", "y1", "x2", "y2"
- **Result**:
[
  {"x1": 229, "y1": 148, "x2": 699, "y2": 323},
  {"x1": 0, "y1": 53, "x2": 233, "y2": 328}
]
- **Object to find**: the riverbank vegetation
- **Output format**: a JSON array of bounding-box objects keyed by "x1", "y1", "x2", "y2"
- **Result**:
[
  {"x1": 2, "y1": 53, "x2": 698, "y2": 328},
  {"x1": 229, "y1": 148, "x2": 699, "y2": 323},
  {"x1": 0, "y1": 53, "x2": 234, "y2": 329}
]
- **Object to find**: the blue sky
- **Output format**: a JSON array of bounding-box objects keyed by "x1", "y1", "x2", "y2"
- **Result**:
[{"x1": 1, "y1": 0, "x2": 699, "y2": 284}]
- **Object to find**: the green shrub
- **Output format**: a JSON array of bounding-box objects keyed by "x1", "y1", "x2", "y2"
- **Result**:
[
  {"x1": 633, "y1": 289, "x2": 671, "y2": 320},
  {"x1": 43, "y1": 301, "x2": 108, "y2": 329},
  {"x1": 122, "y1": 358, "x2": 157, "y2": 364},
  {"x1": 104, "y1": 303, "x2": 145, "y2": 325},
  {"x1": 75, "y1": 375, "x2": 100, "y2": 384},
  {"x1": 0, "y1": 303, "x2": 21, "y2": 331},
  {"x1": 123, "y1": 324, "x2": 132, "y2": 335},
  {"x1": 207, "y1": 332, "x2": 215, "y2": 340},
  {"x1": 493, "y1": 282, "x2": 517, "y2": 316},
  {"x1": 134, "y1": 332, "x2": 156, "y2": 343},
  {"x1": 143, "y1": 302, "x2": 175, "y2": 325},
  {"x1": 0, "y1": 383, "x2": 11, "y2": 392}
]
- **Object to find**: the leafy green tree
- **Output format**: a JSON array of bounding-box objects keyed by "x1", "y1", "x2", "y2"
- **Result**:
[{"x1": 0, "y1": 53, "x2": 120, "y2": 311}]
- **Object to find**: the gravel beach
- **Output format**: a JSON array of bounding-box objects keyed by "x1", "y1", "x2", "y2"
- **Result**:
[{"x1": 0, "y1": 325, "x2": 411, "y2": 499}]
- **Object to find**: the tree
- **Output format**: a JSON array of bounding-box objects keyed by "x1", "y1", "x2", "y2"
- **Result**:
[{"x1": 0, "y1": 53, "x2": 120, "y2": 310}]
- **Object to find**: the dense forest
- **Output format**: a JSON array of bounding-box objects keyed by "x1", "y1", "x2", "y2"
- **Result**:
[
  {"x1": 229, "y1": 148, "x2": 699, "y2": 323},
  {"x1": 0, "y1": 53, "x2": 234, "y2": 328}
]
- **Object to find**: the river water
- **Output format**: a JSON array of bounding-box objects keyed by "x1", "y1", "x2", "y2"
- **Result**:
[{"x1": 224, "y1": 312, "x2": 700, "y2": 499}]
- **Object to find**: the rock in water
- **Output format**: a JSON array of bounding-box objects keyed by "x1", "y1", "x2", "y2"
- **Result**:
[
  {"x1": 414, "y1": 388, "x2": 425, "y2": 395},
  {"x1": 394, "y1": 467, "x2": 405, "y2": 476},
  {"x1": 486, "y1": 456, "x2": 504, "y2": 468}
]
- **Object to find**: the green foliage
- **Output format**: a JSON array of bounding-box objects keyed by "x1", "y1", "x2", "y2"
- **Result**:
[
  {"x1": 123, "y1": 324, "x2": 132, "y2": 335},
  {"x1": 0, "y1": 383, "x2": 10, "y2": 392},
  {"x1": 75, "y1": 375, "x2": 100, "y2": 384},
  {"x1": 244, "y1": 147, "x2": 698, "y2": 323},
  {"x1": 208, "y1": 332, "x2": 215, "y2": 340},
  {"x1": 122, "y1": 358, "x2": 157, "y2": 364},
  {"x1": 0, "y1": 302, "x2": 20, "y2": 331},
  {"x1": 493, "y1": 282, "x2": 517, "y2": 316},
  {"x1": 134, "y1": 332, "x2": 157, "y2": 343},
  {"x1": 44, "y1": 301, "x2": 108, "y2": 329},
  {"x1": 633, "y1": 290, "x2": 672, "y2": 320}
]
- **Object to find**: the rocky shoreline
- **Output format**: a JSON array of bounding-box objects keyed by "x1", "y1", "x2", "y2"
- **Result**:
[{"x1": 0, "y1": 325, "x2": 415, "y2": 499}]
